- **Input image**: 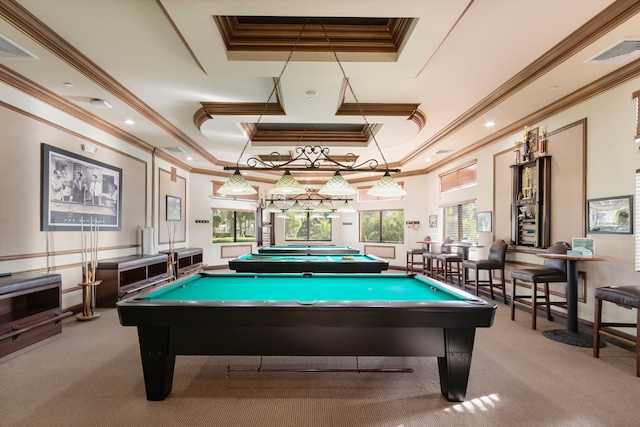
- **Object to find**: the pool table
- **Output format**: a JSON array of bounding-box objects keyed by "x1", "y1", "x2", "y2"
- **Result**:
[
  {"x1": 257, "y1": 245, "x2": 360, "y2": 255},
  {"x1": 228, "y1": 253, "x2": 389, "y2": 273},
  {"x1": 117, "y1": 273, "x2": 496, "y2": 402}
]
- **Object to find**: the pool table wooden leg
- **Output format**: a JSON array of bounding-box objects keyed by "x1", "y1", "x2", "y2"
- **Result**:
[
  {"x1": 137, "y1": 326, "x2": 176, "y2": 401},
  {"x1": 437, "y1": 328, "x2": 476, "y2": 402}
]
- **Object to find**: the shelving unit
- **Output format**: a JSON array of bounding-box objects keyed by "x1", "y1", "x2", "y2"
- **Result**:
[
  {"x1": 160, "y1": 248, "x2": 203, "y2": 279},
  {"x1": 0, "y1": 273, "x2": 72, "y2": 357},
  {"x1": 511, "y1": 155, "x2": 551, "y2": 248},
  {"x1": 95, "y1": 254, "x2": 169, "y2": 307}
]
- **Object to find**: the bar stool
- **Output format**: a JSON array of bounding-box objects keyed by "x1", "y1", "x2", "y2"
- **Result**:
[
  {"x1": 436, "y1": 244, "x2": 470, "y2": 286},
  {"x1": 424, "y1": 237, "x2": 453, "y2": 278},
  {"x1": 593, "y1": 286, "x2": 640, "y2": 377},
  {"x1": 406, "y1": 237, "x2": 432, "y2": 274},
  {"x1": 462, "y1": 239, "x2": 508, "y2": 303},
  {"x1": 510, "y1": 241, "x2": 570, "y2": 330}
]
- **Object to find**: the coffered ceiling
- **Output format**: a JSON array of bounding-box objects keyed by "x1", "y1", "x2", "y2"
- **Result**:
[{"x1": 0, "y1": 0, "x2": 639, "y2": 183}]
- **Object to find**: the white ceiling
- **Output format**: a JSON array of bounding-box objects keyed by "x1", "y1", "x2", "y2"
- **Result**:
[{"x1": 1, "y1": 0, "x2": 639, "y2": 182}]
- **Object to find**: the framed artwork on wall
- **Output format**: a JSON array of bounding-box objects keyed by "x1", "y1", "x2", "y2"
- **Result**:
[
  {"x1": 477, "y1": 211, "x2": 492, "y2": 232},
  {"x1": 166, "y1": 195, "x2": 182, "y2": 222},
  {"x1": 41, "y1": 143, "x2": 122, "y2": 231},
  {"x1": 428, "y1": 215, "x2": 437, "y2": 228},
  {"x1": 586, "y1": 195, "x2": 632, "y2": 234}
]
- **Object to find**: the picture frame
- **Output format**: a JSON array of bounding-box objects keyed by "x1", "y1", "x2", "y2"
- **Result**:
[
  {"x1": 477, "y1": 211, "x2": 492, "y2": 232},
  {"x1": 586, "y1": 195, "x2": 632, "y2": 234},
  {"x1": 428, "y1": 215, "x2": 437, "y2": 228},
  {"x1": 41, "y1": 143, "x2": 122, "y2": 231},
  {"x1": 572, "y1": 237, "x2": 595, "y2": 254},
  {"x1": 166, "y1": 195, "x2": 182, "y2": 222},
  {"x1": 526, "y1": 127, "x2": 539, "y2": 154}
]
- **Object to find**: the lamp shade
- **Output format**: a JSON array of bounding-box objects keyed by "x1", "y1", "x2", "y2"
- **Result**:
[
  {"x1": 318, "y1": 171, "x2": 356, "y2": 196},
  {"x1": 367, "y1": 171, "x2": 407, "y2": 197},
  {"x1": 268, "y1": 170, "x2": 306, "y2": 195},
  {"x1": 327, "y1": 210, "x2": 340, "y2": 218},
  {"x1": 263, "y1": 201, "x2": 281, "y2": 213},
  {"x1": 336, "y1": 201, "x2": 356, "y2": 213},
  {"x1": 288, "y1": 201, "x2": 305, "y2": 212},
  {"x1": 218, "y1": 170, "x2": 257, "y2": 195},
  {"x1": 312, "y1": 201, "x2": 332, "y2": 212}
]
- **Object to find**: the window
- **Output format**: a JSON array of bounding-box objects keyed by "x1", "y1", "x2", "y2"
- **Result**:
[
  {"x1": 440, "y1": 161, "x2": 477, "y2": 193},
  {"x1": 359, "y1": 210, "x2": 404, "y2": 243},
  {"x1": 212, "y1": 209, "x2": 256, "y2": 243},
  {"x1": 442, "y1": 200, "x2": 477, "y2": 244},
  {"x1": 284, "y1": 212, "x2": 332, "y2": 241},
  {"x1": 636, "y1": 169, "x2": 640, "y2": 271}
]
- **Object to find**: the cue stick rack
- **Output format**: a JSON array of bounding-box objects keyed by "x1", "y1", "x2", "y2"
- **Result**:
[{"x1": 226, "y1": 356, "x2": 413, "y2": 377}]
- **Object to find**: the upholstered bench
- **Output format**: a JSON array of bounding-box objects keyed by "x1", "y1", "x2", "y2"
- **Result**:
[{"x1": 593, "y1": 286, "x2": 640, "y2": 377}]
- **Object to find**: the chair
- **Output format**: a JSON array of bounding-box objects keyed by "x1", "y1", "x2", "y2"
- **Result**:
[
  {"x1": 510, "y1": 241, "x2": 571, "y2": 330},
  {"x1": 424, "y1": 237, "x2": 453, "y2": 278},
  {"x1": 462, "y1": 239, "x2": 508, "y2": 303},
  {"x1": 593, "y1": 286, "x2": 640, "y2": 377},
  {"x1": 406, "y1": 237, "x2": 432, "y2": 274},
  {"x1": 435, "y1": 240, "x2": 470, "y2": 285}
]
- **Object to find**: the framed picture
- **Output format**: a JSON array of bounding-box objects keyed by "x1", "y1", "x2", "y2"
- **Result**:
[
  {"x1": 429, "y1": 215, "x2": 437, "y2": 228},
  {"x1": 586, "y1": 195, "x2": 632, "y2": 234},
  {"x1": 166, "y1": 195, "x2": 182, "y2": 221},
  {"x1": 41, "y1": 143, "x2": 122, "y2": 231},
  {"x1": 572, "y1": 237, "x2": 595, "y2": 254},
  {"x1": 477, "y1": 211, "x2": 492, "y2": 232},
  {"x1": 526, "y1": 127, "x2": 539, "y2": 154}
]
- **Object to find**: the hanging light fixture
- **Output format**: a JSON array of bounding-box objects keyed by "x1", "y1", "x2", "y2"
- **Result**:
[
  {"x1": 268, "y1": 170, "x2": 306, "y2": 195},
  {"x1": 312, "y1": 201, "x2": 332, "y2": 212},
  {"x1": 263, "y1": 201, "x2": 282, "y2": 213},
  {"x1": 310, "y1": 212, "x2": 323, "y2": 219},
  {"x1": 221, "y1": 20, "x2": 404, "y2": 198},
  {"x1": 217, "y1": 170, "x2": 257, "y2": 195},
  {"x1": 327, "y1": 210, "x2": 340, "y2": 218},
  {"x1": 288, "y1": 200, "x2": 305, "y2": 212},
  {"x1": 318, "y1": 171, "x2": 356, "y2": 196},
  {"x1": 337, "y1": 200, "x2": 356, "y2": 213},
  {"x1": 367, "y1": 171, "x2": 407, "y2": 197},
  {"x1": 277, "y1": 212, "x2": 288, "y2": 219}
]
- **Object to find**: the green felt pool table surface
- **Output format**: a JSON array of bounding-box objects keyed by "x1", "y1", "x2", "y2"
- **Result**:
[
  {"x1": 139, "y1": 273, "x2": 469, "y2": 303},
  {"x1": 258, "y1": 245, "x2": 360, "y2": 254},
  {"x1": 228, "y1": 253, "x2": 388, "y2": 273}
]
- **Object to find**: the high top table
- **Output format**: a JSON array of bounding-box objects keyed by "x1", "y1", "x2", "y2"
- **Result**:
[{"x1": 536, "y1": 253, "x2": 613, "y2": 347}]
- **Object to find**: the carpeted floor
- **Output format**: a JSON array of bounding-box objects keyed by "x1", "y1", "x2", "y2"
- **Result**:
[{"x1": 1, "y1": 293, "x2": 638, "y2": 427}]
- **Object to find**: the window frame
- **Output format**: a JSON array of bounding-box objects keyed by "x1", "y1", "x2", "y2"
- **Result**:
[
  {"x1": 283, "y1": 211, "x2": 333, "y2": 242},
  {"x1": 358, "y1": 209, "x2": 405, "y2": 244},
  {"x1": 211, "y1": 208, "x2": 257, "y2": 243}
]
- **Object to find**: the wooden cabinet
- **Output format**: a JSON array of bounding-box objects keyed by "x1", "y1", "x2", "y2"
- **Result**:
[
  {"x1": 160, "y1": 248, "x2": 203, "y2": 279},
  {"x1": 0, "y1": 273, "x2": 71, "y2": 357},
  {"x1": 95, "y1": 254, "x2": 169, "y2": 307},
  {"x1": 511, "y1": 156, "x2": 551, "y2": 248}
]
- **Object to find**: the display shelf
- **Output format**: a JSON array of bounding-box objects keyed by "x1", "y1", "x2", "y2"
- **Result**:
[{"x1": 511, "y1": 156, "x2": 551, "y2": 248}]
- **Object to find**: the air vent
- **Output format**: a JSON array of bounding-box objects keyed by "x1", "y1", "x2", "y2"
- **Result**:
[
  {"x1": 585, "y1": 38, "x2": 640, "y2": 64},
  {"x1": 0, "y1": 33, "x2": 38, "y2": 59},
  {"x1": 433, "y1": 149, "x2": 453, "y2": 155},
  {"x1": 161, "y1": 147, "x2": 186, "y2": 154}
]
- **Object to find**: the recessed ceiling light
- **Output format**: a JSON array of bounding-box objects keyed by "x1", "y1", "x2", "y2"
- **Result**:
[
  {"x1": 485, "y1": 121, "x2": 496, "y2": 127},
  {"x1": 424, "y1": 157, "x2": 431, "y2": 162},
  {"x1": 549, "y1": 85, "x2": 559, "y2": 90},
  {"x1": 304, "y1": 90, "x2": 317, "y2": 100},
  {"x1": 186, "y1": 156, "x2": 193, "y2": 161},
  {"x1": 241, "y1": 171, "x2": 248, "y2": 175},
  {"x1": 123, "y1": 119, "x2": 135, "y2": 125},
  {"x1": 64, "y1": 82, "x2": 74, "y2": 87}
]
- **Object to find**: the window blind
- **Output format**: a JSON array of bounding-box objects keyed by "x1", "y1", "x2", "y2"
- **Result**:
[
  {"x1": 439, "y1": 161, "x2": 477, "y2": 193},
  {"x1": 634, "y1": 90, "x2": 640, "y2": 143}
]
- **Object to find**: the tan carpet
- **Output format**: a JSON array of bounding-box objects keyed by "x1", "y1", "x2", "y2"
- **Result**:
[{"x1": 1, "y1": 296, "x2": 638, "y2": 427}]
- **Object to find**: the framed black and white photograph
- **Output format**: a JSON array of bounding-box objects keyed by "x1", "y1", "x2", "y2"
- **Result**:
[
  {"x1": 428, "y1": 215, "x2": 437, "y2": 228},
  {"x1": 586, "y1": 195, "x2": 632, "y2": 234},
  {"x1": 41, "y1": 143, "x2": 122, "y2": 231},
  {"x1": 166, "y1": 195, "x2": 182, "y2": 222},
  {"x1": 477, "y1": 211, "x2": 492, "y2": 232}
]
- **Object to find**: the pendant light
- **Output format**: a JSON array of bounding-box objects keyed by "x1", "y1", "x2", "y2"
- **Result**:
[
  {"x1": 367, "y1": 171, "x2": 407, "y2": 197},
  {"x1": 318, "y1": 171, "x2": 356, "y2": 196},
  {"x1": 268, "y1": 170, "x2": 306, "y2": 195},
  {"x1": 217, "y1": 170, "x2": 257, "y2": 195}
]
